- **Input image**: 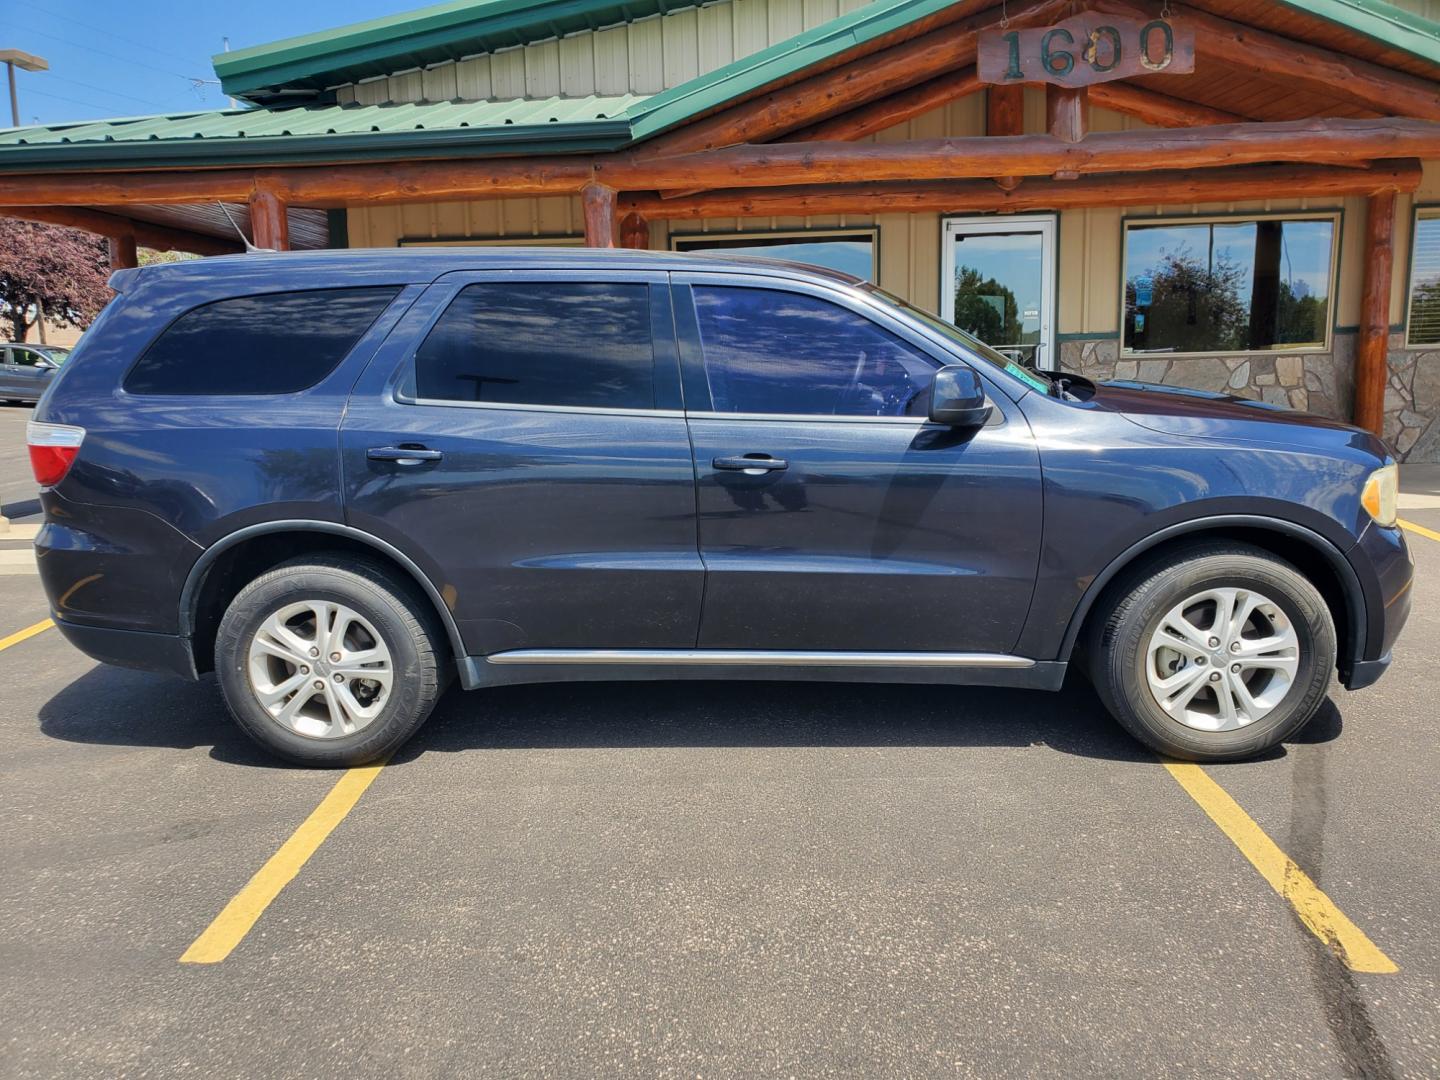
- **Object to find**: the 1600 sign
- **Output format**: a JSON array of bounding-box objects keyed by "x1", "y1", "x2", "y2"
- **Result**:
[{"x1": 978, "y1": 14, "x2": 1195, "y2": 87}]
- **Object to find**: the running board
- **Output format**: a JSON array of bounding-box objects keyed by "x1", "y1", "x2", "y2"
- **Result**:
[
  {"x1": 485, "y1": 649, "x2": 1034, "y2": 668},
  {"x1": 457, "y1": 649, "x2": 1063, "y2": 692}
]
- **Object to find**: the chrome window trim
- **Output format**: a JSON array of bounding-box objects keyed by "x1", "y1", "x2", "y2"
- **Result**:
[
  {"x1": 395, "y1": 394, "x2": 684, "y2": 419},
  {"x1": 485, "y1": 649, "x2": 1035, "y2": 668},
  {"x1": 684, "y1": 410, "x2": 932, "y2": 426}
]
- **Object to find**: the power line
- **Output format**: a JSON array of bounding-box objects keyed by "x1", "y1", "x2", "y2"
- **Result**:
[
  {"x1": 9, "y1": 0, "x2": 212, "y2": 70},
  {"x1": 39, "y1": 73, "x2": 171, "y2": 111},
  {"x1": 17, "y1": 87, "x2": 124, "y2": 117},
  {"x1": 7, "y1": 21, "x2": 214, "y2": 85}
]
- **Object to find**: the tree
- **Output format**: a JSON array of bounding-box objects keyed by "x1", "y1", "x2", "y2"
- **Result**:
[
  {"x1": 1126, "y1": 246, "x2": 1248, "y2": 353},
  {"x1": 953, "y1": 265, "x2": 1020, "y2": 346},
  {"x1": 0, "y1": 219, "x2": 112, "y2": 342}
]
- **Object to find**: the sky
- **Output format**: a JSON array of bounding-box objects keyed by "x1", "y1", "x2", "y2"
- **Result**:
[{"x1": 3, "y1": 0, "x2": 416, "y2": 127}]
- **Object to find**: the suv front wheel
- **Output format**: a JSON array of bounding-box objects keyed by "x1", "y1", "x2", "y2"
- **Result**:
[
  {"x1": 215, "y1": 555, "x2": 446, "y2": 767},
  {"x1": 1087, "y1": 543, "x2": 1336, "y2": 762}
]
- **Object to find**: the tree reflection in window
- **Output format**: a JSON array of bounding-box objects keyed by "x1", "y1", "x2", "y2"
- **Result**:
[{"x1": 1124, "y1": 218, "x2": 1334, "y2": 355}]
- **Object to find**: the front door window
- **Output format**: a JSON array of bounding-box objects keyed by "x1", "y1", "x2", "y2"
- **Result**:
[{"x1": 942, "y1": 216, "x2": 1056, "y2": 370}]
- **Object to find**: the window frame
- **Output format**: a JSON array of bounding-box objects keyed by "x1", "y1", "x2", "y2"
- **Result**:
[
  {"x1": 1118, "y1": 210, "x2": 1342, "y2": 359},
  {"x1": 669, "y1": 227, "x2": 880, "y2": 282},
  {"x1": 1404, "y1": 204, "x2": 1440, "y2": 349},
  {"x1": 397, "y1": 236, "x2": 583, "y2": 248},
  {"x1": 394, "y1": 268, "x2": 683, "y2": 417},
  {"x1": 671, "y1": 271, "x2": 990, "y2": 425}
]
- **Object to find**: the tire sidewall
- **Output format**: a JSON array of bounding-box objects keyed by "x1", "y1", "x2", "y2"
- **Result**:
[
  {"x1": 216, "y1": 566, "x2": 433, "y2": 766},
  {"x1": 1110, "y1": 555, "x2": 1335, "y2": 760}
]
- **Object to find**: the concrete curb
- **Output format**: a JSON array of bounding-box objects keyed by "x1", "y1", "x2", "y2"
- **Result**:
[{"x1": 0, "y1": 514, "x2": 10, "y2": 535}]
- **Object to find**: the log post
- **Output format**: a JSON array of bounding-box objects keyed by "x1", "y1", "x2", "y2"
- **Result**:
[
  {"x1": 582, "y1": 182, "x2": 617, "y2": 248},
  {"x1": 619, "y1": 212, "x2": 649, "y2": 250},
  {"x1": 108, "y1": 232, "x2": 138, "y2": 270},
  {"x1": 987, "y1": 84, "x2": 1024, "y2": 193},
  {"x1": 1047, "y1": 85, "x2": 1086, "y2": 144},
  {"x1": 1354, "y1": 191, "x2": 1396, "y2": 437},
  {"x1": 248, "y1": 186, "x2": 290, "y2": 250}
]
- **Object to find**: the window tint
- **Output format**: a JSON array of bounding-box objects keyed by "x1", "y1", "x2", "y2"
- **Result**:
[
  {"x1": 10, "y1": 349, "x2": 44, "y2": 367},
  {"x1": 412, "y1": 281, "x2": 655, "y2": 409},
  {"x1": 1123, "y1": 217, "x2": 1335, "y2": 355},
  {"x1": 125, "y1": 287, "x2": 399, "y2": 396},
  {"x1": 692, "y1": 286, "x2": 935, "y2": 416},
  {"x1": 674, "y1": 232, "x2": 876, "y2": 281}
]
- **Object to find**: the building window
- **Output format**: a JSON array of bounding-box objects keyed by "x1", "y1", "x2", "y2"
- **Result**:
[
  {"x1": 1122, "y1": 214, "x2": 1337, "y2": 356},
  {"x1": 671, "y1": 230, "x2": 877, "y2": 281},
  {"x1": 1407, "y1": 209, "x2": 1440, "y2": 347}
]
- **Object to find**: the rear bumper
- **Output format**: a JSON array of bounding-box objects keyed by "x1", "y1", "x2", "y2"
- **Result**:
[{"x1": 52, "y1": 618, "x2": 198, "y2": 681}]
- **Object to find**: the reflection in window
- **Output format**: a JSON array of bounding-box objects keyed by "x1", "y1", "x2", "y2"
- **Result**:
[
  {"x1": 692, "y1": 286, "x2": 935, "y2": 417},
  {"x1": 413, "y1": 282, "x2": 655, "y2": 409},
  {"x1": 673, "y1": 231, "x2": 876, "y2": 281},
  {"x1": 1408, "y1": 210, "x2": 1440, "y2": 346},
  {"x1": 1123, "y1": 217, "x2": 1335, "y2": 355}
]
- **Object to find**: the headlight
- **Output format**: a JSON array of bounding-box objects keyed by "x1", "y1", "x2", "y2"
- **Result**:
[{"x1": 1361, "y1": 463, "x2": 1398, "y2": 527}]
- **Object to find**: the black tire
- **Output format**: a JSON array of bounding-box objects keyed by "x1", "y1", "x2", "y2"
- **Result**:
[
  {"x1": 215, "y1": 554, "x2": 447, "y2": 767},
  {"x1": 1086, "y1": 543, "x2": 1336, "y2": 762}
]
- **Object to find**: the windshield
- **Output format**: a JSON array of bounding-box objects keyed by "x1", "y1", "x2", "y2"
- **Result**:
[{"x1": 861, "y1": 283, "x2": 1055, "y2": 395}]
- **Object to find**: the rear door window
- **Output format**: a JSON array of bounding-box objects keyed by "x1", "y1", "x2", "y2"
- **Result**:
[
  {"x1": 409, "y1": 281, "x2": 657, "y2": 410},
  {"x1": 690, "y1": 285, "x2": 936, "y2": 417},
  {"x1": 124, "y1": 287, "x2": 400, "y2": 396}
]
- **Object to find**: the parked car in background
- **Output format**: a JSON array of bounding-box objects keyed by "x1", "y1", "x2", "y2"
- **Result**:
[
  {"x1": 1, "y1": 343, "x2": 69, "y2": 404},
  {"x1": 27, "y1": 249, "x2": 1413, "y2": 767}
]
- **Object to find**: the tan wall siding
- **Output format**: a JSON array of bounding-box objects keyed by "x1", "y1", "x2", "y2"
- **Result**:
[{"x1": 335, "y1": 0, "x2": 873, "y2": 105}]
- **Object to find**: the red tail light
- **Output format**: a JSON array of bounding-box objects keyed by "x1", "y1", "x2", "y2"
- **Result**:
[{"x1": 27, "y1": 421, "x2": 86, "y2": 487}]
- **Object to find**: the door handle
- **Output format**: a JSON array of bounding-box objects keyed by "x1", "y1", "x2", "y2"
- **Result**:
[
  {"x1": 713, "y1": 454, "x2": 788, "y2": 474},
  {"x1": 367, "y1": 445, "x2": 443, "y2": 465}
]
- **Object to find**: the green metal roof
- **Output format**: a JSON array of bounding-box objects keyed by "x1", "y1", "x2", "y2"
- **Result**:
[
  {"x1": 1, "y1": 0, "x2": 1436, "y2": 174},
  {"x1": 0, "y1": 96, "x2": 641, "y2": 171},
  {"x1": 215, "y1": 0, "x2": 702, "y2": 103}
]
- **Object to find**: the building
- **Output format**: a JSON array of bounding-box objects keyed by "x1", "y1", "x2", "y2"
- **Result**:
[{"x1": 2, "y1": 0, "x2": 1440, "y2": 456}]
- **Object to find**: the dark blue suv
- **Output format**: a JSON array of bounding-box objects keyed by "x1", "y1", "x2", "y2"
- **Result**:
[{"x1": 29, "y1": 249, "x2": 1412, "y2": 766}]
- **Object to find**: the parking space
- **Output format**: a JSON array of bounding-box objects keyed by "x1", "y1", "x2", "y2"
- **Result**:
[{"x1": 2, "y1": 400, "x2": 1438, "y2": 1078}]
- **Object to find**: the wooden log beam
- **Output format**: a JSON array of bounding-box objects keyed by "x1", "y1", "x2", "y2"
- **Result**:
[
  {"x1": 621, "y1": 159, "x2": 1422, "y2": 219},
  {"x1": 2, "y1": 119, "x2": 1438, "y2": 206},
  {"x1": 108, "y1": 232, "x2": 138, "y2": 271},
  {"x1": 597, "y1": 119, "x2": 1440, "y2": 192},
  {"x1": 247, "y1": 186, "x2": 289, "y2": 250},
  {"x1": 640, "y1": 0, "x2": 1071, "y2": 158},
  {"x1": 0, "y1": 205, "x2": 243, "y2": 255},
  {"x1": 787, "y1": 67, "x2": 985, "y2": 143},
  {"x1": 620, "y1": 212, "x2": 650, "y2": 250},
  {"x1": 1046, "y1": 85, "x2": 1086, "y2": 144},
  {"x1": 582, "y1": 182, "x2": 617, "y2": 247},
  {"x1": 1091, "y1": 0, "x2": 1440, "y2": 122},
  {"x1": 1088, "y1": 83, "x2": 1242, "y2": 128},
  {"x1": 1354, "y1": 191, "x2": 1396, "y2": 436}
]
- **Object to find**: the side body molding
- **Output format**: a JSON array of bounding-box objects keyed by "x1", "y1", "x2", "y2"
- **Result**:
[
  {"x1": 1054, "y1": 513, "x2": 1367, "y2": 666},
  {"x1": 177, "y1": 519, "x2": 468, "y2": 670}
]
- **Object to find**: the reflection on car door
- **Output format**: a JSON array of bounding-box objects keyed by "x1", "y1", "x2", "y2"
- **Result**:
[
  {"x1": 675, "y1": 275, "x2": 1044, "y2": 654},
  {"x1": 340, "y1": 270, "x2": 704, "y2": 657}
]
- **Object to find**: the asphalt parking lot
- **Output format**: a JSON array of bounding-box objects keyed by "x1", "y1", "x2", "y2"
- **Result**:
[{"x1": 3, "y1": 401, "x2": 1439, "y2": 1079}]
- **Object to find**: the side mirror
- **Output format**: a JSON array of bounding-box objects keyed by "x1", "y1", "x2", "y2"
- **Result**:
[{"x1": 928, "y1": 364, "x2": 992, "y2": 428}]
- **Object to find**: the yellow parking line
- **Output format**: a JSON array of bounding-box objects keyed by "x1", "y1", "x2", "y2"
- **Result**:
[
  {"x1": 180, "y1": 760, "x2": 389, "y2": 964},
  {"x1": 1399, "y1": 518, "x2": 1440, "y2": 543},
  {"x1": 1164, "y1": 761, "x2": 1397, "y2": 974},
  {"x1": 0, "y1": 618, "x2": 53, "y2": 653}
]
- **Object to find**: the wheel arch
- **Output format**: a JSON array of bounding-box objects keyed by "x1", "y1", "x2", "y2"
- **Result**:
[
  {"x1": 179, "y1": 520, "x2": 466, "y2": 674},
  {"x1": 1059, "y1": 515, "x2": 1366, "y2": 673}
]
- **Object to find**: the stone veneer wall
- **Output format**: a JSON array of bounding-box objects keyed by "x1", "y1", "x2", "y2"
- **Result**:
[{"x1": 1058, "y1": 333, "x2": 1440, "y2": 463}]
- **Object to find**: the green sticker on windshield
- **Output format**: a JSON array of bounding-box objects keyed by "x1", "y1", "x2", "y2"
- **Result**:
[{"x1": 1005, "y1": 362, "x2": 1050, "y2": 393}]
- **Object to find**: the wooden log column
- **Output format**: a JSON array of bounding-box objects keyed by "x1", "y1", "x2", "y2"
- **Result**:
[
  {"x1": 987, "y1": 84, "x2": 1024, "y2": 191},
  {"x1": 248, "y1": 186, "x2": 290, "y2": 250},
  {"x1": 582, "y1": 183, "x2": 617, "y2": 248},
  {"x1": 1046, "y1": 86, "x2": 1087, "y2": 144},
  {"x1": 107, "y1": 232, "x2": 137, "y2": 270},
  {"x1": 1354, "y1": 191, "x2": 1397, "y2": 436},
  {"x1": 619, "y1": 212, "x2": 649, "y2": 250}
]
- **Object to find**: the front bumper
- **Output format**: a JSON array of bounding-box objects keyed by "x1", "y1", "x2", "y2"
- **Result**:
[
  {"x1": 52, "y1": 618, "x2": 198, "y2": 681},
  {"x1": 1341, "y1": 522, "x2": 1413, "y2": 690}
]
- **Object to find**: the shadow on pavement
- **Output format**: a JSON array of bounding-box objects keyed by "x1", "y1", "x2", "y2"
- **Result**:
[{"x1": 38, "y1": 663, "x2": 1345, "y2": 768}]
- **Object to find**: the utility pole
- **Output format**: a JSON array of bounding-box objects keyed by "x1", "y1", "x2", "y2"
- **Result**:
[{"x1": 0, "y1": 49, "x2": 49, "y2": 127}]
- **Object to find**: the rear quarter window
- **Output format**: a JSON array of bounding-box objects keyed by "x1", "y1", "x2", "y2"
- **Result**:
[{"x1": 124, "y1": 286, "x2": 400, "y2": 396}]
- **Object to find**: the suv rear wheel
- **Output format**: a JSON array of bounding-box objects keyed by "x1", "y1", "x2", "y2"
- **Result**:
[
  {"x1": 215, "y1": 555, "x2": 446, "y2": 766},
  {"x1": 1087, "y1": 543, "x2": 1336, "y2": 762}
]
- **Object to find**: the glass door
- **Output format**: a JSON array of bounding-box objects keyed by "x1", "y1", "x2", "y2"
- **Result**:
[{"x1": 941, "y1": 215, "x2": 1057, "y2": 370}]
